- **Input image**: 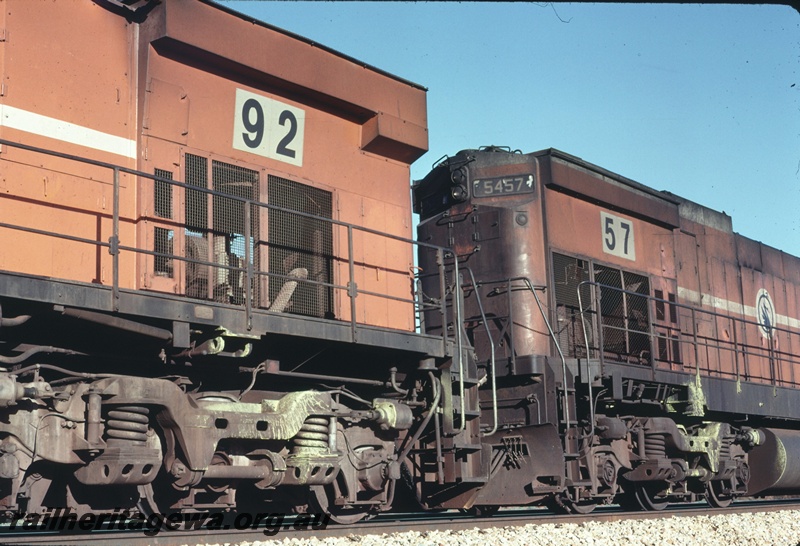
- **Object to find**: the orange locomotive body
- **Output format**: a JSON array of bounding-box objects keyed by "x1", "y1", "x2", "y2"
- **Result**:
[
  {"x1": 414, "y1": 146, "x2": 800, "y2": 511},
  {"x1": 537, "y1": 148, "x2": 800, "y2": 386},
  {"x1": 417, "y1": 147, "x2": 800, "y2": 389},
  {"x1": 0, "y1": 0, "x2": 460, "y2": 522},
  {"x1": 0, "y1": 0, "x2": 425, "y2": 331}
]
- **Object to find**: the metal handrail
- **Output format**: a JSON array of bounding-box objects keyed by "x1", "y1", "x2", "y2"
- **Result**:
[
  {"x1": 576, "y1": 281, "x2": 799, "y2": 386},
  {"x1": 452, "y1": 257, "x2": 466, "y2": 431},
  {"x1": 461, "y1": 267, "x2": 498, "y2": 436},
  {"x1": 0, "y1": 138, "x2": 455, "y2": 348},
  {"x1": 514, "y1": 278, "x2": 571, "y2": 434},
  {"x1": 476, "y1": 277, "x2": 571, "y2": 431}
]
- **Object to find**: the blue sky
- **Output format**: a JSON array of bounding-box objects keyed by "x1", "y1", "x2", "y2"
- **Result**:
[{"x1": 221, "y1": 2, "x2": 799, "y2": 256}]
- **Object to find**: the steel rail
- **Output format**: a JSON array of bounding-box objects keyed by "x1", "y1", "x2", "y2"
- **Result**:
[{"x1": 3, "y1": 498, "x2": 800, "y2": 546}]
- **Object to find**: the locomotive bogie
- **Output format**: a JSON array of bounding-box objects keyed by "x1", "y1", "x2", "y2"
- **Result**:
[{"x1": 0, "y1": 366, "x2": 422, "y2": 517}]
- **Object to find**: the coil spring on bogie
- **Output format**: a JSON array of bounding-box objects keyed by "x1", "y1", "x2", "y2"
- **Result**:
[
  {"x1": 292, "y1": 416, "x2": 330, "y2": 452},
  {"x1": 105, "y1": 405, "x2": 150, "y2": 446},
  {"x1": 644, "y1": 433, "x2": 667, "y2": 459}
]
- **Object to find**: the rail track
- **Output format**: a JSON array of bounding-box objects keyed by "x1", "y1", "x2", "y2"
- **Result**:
[{"x1": 2, "y1": 498, "x2": 799, "y2": 546}]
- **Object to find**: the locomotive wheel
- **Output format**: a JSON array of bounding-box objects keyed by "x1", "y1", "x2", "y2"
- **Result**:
[
  {"x1": 616, "y1": 491, "x2": 641, "y2": 511},
  {"x1": 461, "y1": 505, "x2": 500, "y2": 517},
  {"x1": 567, "y1": 499, "x2": 597, "y2": 514},
  {"x1": 705, "y1": 481, "x2": 734, "y2": 508},
  {"x1": 136, "y1": 478, "x2": 189, "y2": 520},
  {"x1": 632, "y1": 483, "x2": 669, "y2": 511},
  {"x1": 545, "y1": 493, "x2": 596, "y2": 514},
  {"x1": 309, "y1": 474, "x2": 376, "y2": 524},
  {"x1": 137, "y1": 483, "x2": 159, "y2": 517}
]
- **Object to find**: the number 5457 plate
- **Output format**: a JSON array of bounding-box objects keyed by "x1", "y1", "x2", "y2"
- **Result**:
[{"x1": 472, "y1": 174, "x2": 535, "y2": 198}]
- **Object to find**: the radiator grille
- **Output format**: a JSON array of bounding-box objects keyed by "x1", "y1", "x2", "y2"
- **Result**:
[
  {"x1": 185, "y1": 154, "x2": 208, "y2": 233},
  {"x1": 267, "y1": 175, "x2": 333, "y2": 318},
  {"x1": 154, "y1": 168, "x2": 173, "y2": 219},
  {"x1": 184, "y1": 154, "x2": 260, "y2": 305},
  {"x1": 552, "y1": 253, "x2": 591, "y2": 357},
  {"x1": 595, "y1": 263, "x2": 651, "y2": 363},
  {"x1": 154, "y1": 168, "x2": 174, "y2": 277},
  {"x1": 179, "y1": 155, "x2": 332, "y2": 316},
  {"x1": 553, "y1": 252, "x2": 652, "y2": 363},
  {"x1": 154, "y1": 227, "x2": 173, "y2": 277}
]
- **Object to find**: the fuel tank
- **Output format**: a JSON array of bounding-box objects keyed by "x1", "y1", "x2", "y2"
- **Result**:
[{"x1": 747, "y1": 428, "x2": 800, "y2": 495}]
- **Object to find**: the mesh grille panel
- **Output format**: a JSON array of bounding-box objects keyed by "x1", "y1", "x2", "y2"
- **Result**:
[
  {"x1": 184, "y1": 154, "x2": 260, "y2": 305},
  {"x1": 154, "y1": 168, "x2": 173, "y2": 219},
  {"x1": 212, "y1": 161, "x2": 259, "y2": 237},
  {"x1": 594, "y1": 263, "x2": 651, "y2": 363},
  {"x1": 185, "y1": 154, "x2": 210, "y2": 299},
  {"x1": 623, "y1": 270, "x2": 651, "y2": 358},
  {"x1": 154, "y1": 168, "x2": 174, "y2": 278},
  {"x1": 268, "y1": 175, "x2": 333, "y2": 318},
  {"x1": 179, "y1": 154, "x2": 332, "y2": 315},
  {"x1": 212, "y1": 160, "x2": 260, "y2": 306},
  {"x1": 552, "y1": 253, "x2": 591, "y2": 357},
  {"x1": 595, "y1": 264, "x2": 626, "y2": 356},
  {"x1": 185, "y1": 154, "x2": 208, "y2": 232},
  {"x1": 154, "y1": 227, "x2": 173, "y2": 277}
]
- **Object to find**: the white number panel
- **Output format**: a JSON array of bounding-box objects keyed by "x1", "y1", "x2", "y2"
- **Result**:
[
  {"x1": 600, "y1": 211, "x2": 636, "y2": 261},
  {"x1": 232, "y1": 88, "x2": 305, "y2": 167}
]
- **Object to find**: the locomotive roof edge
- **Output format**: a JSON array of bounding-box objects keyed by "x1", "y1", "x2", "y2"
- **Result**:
[
  {"x1": 93, "y1": 0, "x2": 429, "y2": 163},
  {"x1": 116, "y1": 0, "x2": 428, "y2": 92},
  {"x1": 202, "y1": 0, "x2": 428, "y2": 91},
  {"x1": 536, "y1": 147, "x2": 737, "y2": 237},
  {"x1": 535, "y1": 148, "x2": 682, "y2": 205},
  {"x1": 417, "y1": 145, "x2": 800, "y2": 261}
]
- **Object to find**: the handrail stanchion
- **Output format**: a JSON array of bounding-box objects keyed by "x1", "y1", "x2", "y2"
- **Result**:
[
  {"x1": 110, "y1": 167, "x2": 120, "y2": 312},
  {"x1": 244, "y1": 202, "x2": 252, "y2": 330},
  {"x1": 453, "y1": 258, "x2": 466, "y2": 431},
  {"x1": 437, "y1": 249, "x2": 448, "y2": 354},
  {"x1": 577, "y1": 281, "x2": 595, "y2": 439},
  {"x1": 347, "y1": 225, "x2": 357, "y2": 343},
  {"x1": 732, "y1": 317, "x2": 741, "y2": 386},
  {"x1": 691, "y1": 307, "x2": 700, "y2": 377}
]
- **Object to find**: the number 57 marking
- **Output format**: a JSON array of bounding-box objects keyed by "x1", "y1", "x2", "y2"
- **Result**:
[{"x1": 601, "y1": 212, "x2": 636, "y2": 261}]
